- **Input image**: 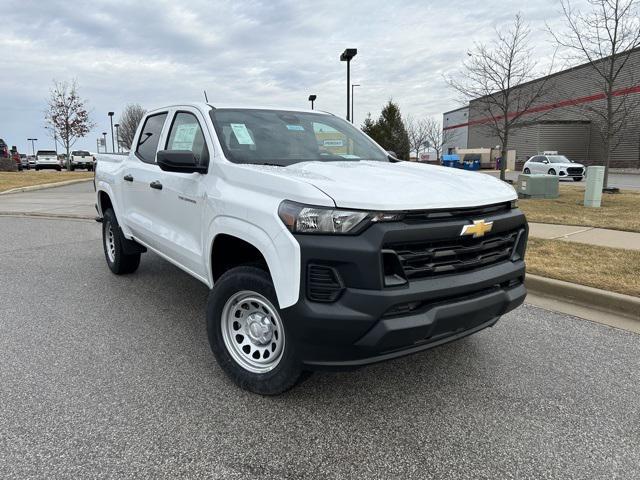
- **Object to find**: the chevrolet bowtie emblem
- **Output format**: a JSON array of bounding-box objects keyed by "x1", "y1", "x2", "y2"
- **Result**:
[{"x1": 460, "y1": 219, "x2": 493, "y2": 238}]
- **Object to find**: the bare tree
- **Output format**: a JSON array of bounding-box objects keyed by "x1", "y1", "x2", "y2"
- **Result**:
[
  {"x1": 118, "y1": 104, "x2": 147, "y2": 150},
  {"x1": 405, "y1": 115, "x2": 429, "y2": 160},
  {"x1": 423, "y1": 117, "x2": 455, "y2": 161},
  {"x1": 447, "y1": 14, "x2": 554, "y2": 180},
  {"x1": 45, "y1": 80, "x2": 95, "y2": 169},
  {"x1": 550, "y1": 0, "x2": 640, "y2": 187}
]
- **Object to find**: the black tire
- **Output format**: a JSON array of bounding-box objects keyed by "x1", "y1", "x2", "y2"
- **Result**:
[
  {"x1": 35, "y1": 166, "x2": 39, "y2": 171},
  {"x1": 70, "y1": 165, "x2": 75, "y2": 171},
  {"x1": 102, "y1": 208, "x2": 141, "y2": 274},
  {"x1": 523, "y1": 168, "x2": 530, "y2": 174},
  {"x1": 573, "y1": 177, "x2": 583, "y2": 182},
  {"x1": 207, "y1": 266, "x2": 306, "y2": 395},
  {"x1": 56, "y1": 166, "x2": 61, "y2": 171},
  {"x1": 548, "y1": 169, "x2": 556, "y2": 175}
]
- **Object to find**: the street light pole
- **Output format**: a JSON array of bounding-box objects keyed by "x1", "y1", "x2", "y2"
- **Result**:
[
  {"x1": 351, "y1": 84, "x2": 360, "y2": 126},
  {"x1": 308, "y1": 95, "x2": 317, "y2": 110},
  {"x1": 114, "y1": 123, "x2": 120, "y2": 152},
  {"x1": 340, "y1": 49, "x2": 357, "y2": 122},
  {"x1": 102, "y1": 132, "x2": 107, "y2": 153},
  {"x1": 27, "y1": 138, "x2": 37, "y2": 155},
  {"x1": 108, "y1": 112, "x2": 115, "y2": 153}
]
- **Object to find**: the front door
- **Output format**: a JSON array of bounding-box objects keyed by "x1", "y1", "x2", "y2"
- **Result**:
[{"x1": 152, "y1": 110, "x2": 211, "y2": 278}]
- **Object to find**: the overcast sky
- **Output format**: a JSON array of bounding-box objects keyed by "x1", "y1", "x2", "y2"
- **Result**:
[{"x1": 1, "y1": 0, "x2": 571, "y2": 153}]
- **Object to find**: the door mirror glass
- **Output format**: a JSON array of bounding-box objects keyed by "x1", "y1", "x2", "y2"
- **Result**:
[
  {"x1": 157, "y1": 150, "x2": 207, "y2": 173},
  {"x1": 541, "y1": 159, "x2": 549, "y2": 164}
]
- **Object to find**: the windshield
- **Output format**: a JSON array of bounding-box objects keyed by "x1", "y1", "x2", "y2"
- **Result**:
[
  {"x1": 209, "y1": 109, "x2": 387, "y2": 166},
  {"x1": 547, "y1": 155, "x2": 572, "y2": 163}
]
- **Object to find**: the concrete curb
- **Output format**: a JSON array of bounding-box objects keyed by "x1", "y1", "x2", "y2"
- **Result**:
[
  {"x1": 0, "y1": 178, "x2": 93, "y2": 195},
  {"x1": 525, "y1": 274, "x2": 640, "y2": 320},
  {"x1": 0, "y1": 212, "x2": 94, "y2": 221}
]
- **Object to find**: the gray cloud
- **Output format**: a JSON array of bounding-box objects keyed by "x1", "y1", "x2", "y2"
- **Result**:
[{"x1": 1, "y1": 0, "x2": 566, "y2": 152}]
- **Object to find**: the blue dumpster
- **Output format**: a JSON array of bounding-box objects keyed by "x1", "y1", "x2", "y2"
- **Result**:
[{"x1": 441, "y1": 154, "x2": 460, "y2": 168}]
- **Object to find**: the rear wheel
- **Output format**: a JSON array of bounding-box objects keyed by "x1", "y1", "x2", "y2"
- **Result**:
[
  {"x1": 523, "y1": 168, "x2": 530, "y2": 174},
  {"x1": 548, "y1": 169, "x2": 556, "y2": 175},
  {"x1": 207, "y1": 266, "x2": 305, "y2": 395},
  {"x1": 102, "y1": 208, "x2": 140, "y2": 274}
]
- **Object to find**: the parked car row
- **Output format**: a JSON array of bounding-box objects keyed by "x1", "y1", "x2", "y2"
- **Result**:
[{"x1": 0, "y1": 139, "x2": 97, "y2": 172}]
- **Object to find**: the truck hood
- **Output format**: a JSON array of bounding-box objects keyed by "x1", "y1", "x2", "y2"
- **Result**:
[{"x1": 244, "y1": 160, "x2": 516, "y2": 210}]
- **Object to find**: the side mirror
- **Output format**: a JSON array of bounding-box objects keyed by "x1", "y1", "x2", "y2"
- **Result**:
[
  {"x1": 157, "y1": 150, "x2": 207, "y2": 173},
  {"x1": 542, "y1": 159, "x2": 549, "y2": 164}
]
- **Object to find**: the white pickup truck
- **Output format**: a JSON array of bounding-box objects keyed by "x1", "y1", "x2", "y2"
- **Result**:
[{"x1": 95, "y1": 102, "x2": 527, "y2": 394}]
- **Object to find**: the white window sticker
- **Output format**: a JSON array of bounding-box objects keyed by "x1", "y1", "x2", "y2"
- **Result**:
[
  {"x1": 172, "y1": 123, "x2": 198, "y2": 150},
  {"x1": 323, "y1": 139, "x2": 344, "y2": 147},
  {"x1": 230, "y1": 123, "x2": 254, "y2": 145},
  {"x1": 286, "y1": 125, "x2": 305, "y2": 131}
]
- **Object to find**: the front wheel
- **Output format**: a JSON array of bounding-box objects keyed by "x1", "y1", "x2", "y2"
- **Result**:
[
  {"x1": 548, "y1": 169, "x2": 556, "y2": 175},
  {"x1": 102, "y1": 208, "x2": 140, "y2": 274},
  {"x1": 207, "y1": 266, "x2": 306, "y2": 395}
]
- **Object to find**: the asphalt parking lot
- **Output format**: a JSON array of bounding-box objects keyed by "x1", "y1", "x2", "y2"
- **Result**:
[{"x1": 1, "y1": 215, "x2": 639, "y2": 479}]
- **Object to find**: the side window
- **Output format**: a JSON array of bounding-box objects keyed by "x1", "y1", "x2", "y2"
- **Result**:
[
  {"x1": 165, "y1": 112, "x2": 209, "y2": 166},
  {"x1": 135, "y1": 113, "x2": 168, "y2": 164},
  {"x1": 531, "y1": 156, "x2": 540, "y2": 163}
]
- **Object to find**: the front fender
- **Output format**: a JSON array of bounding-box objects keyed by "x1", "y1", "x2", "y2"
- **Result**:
[{"x1": 206, "y1": 216, "x2": 301, "y2": 309}]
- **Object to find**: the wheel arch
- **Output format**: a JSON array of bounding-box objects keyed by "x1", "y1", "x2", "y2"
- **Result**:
[{"x1": 207, "y1": 217, "x2": 300, "y2": 309}]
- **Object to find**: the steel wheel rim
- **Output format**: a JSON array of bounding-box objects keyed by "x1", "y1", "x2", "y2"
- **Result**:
[
  {"x1": 221, "y1": 291, "x2": 285, "y2": 374},
  {"x1": 106, "y1": 222, "x2": 116, "y2": 263}
]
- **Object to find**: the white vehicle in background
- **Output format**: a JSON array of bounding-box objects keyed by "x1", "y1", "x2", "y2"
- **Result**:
[
  {"x1": 522, "y1": 152, "x2": 585, "y2": 181},
  {"x1": 70, "y1": 150, "x2": 95, "y2": 171},
  {"x1": 35, "y1": 150, "x2": 61, "y2": 171}
]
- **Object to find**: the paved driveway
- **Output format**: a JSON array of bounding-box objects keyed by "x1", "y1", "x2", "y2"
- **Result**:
[{"x1": 1, "y1": 216, "x2": 639, "y2": 479}]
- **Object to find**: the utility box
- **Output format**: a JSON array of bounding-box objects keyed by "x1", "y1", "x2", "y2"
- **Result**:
[
  {"x1": 584, "y1": 166, "x2": 605, "y2": 208},
  {"x1": 516, "y1": 174, "x2": 559, "y2": 199}
]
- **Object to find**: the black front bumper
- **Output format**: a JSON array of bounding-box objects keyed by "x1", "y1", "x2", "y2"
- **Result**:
[{"x1": 282, "y1": 207, "x2": 528, "y2": 370}]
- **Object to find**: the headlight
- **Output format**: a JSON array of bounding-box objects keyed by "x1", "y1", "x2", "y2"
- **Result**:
[
  {"x1": 278, "y1": 200, "x2": 403, "y2": 234},
  {"x1": 510, "y1": 199, "x2": 519, "y2": 209}
]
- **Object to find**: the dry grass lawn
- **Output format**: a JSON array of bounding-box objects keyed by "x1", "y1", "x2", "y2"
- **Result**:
[
  {"x1": 519, "y1": 185, "x2": 640, "y2": 233},
  {"x1": 526, "y1": 238, "x2": 640, "y2": 297},
  {"x1": 0, "y1": 171, "x2": 93, "y2": 193}
]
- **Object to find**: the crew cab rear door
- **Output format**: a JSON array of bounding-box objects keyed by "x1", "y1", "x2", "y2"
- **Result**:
[{"x1": 121, "y1": 111, "x2": 169, "y2": 247}]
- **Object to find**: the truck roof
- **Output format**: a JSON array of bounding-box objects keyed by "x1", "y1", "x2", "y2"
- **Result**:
[{"x1": 145, "y1": 102, "x2": 332, "y2": 116}]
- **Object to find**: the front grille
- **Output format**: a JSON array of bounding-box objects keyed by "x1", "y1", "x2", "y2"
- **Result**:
[
  {"x1": 385, "y1": 229, "x2": 521, "y2": 280},
  {"x1": 567, "y1": 167, "x2": 583, "y2": 175},
  {"x1": 307, "y1": 264, "x2": 344, "y2": 302},
  {"x1": 402, "y1": 202, "x2": 510, "y2": 223}
]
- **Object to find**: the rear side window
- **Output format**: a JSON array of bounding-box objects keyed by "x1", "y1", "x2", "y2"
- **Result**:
[
  {"x1": 165, "y1": 112, "x2": 209, "y2": 166},
  {"x1": 136, "y1": 113, "x2": 167, "y2": 164}
]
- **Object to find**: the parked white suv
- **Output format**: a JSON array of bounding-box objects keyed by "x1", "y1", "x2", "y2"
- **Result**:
[
  {"x1": 522, "y1": 154, "x2": 585, "y2": 181},
  {"x1": 35, "y1": 150, "x2": 61, "y2": 171},
  {"x1": 95, "y1": 103, "x2": 528, "y2": 394}
]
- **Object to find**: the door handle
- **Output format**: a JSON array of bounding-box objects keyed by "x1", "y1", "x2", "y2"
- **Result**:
[
  {"x1": 123, "y1": 174, "x2": 133, "y2": 182},
  {"x1": 149, "y1": 180, "x2": 163, "y2": 190}
]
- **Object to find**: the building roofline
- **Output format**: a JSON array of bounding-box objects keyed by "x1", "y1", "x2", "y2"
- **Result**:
[{"x1": 442, "y1": 105, "x2": 469, "y2": 115}]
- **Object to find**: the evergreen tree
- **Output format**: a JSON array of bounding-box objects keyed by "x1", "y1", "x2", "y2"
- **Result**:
[{"x1": 361, "y1": 101, "x2": 411, "y2": 160}]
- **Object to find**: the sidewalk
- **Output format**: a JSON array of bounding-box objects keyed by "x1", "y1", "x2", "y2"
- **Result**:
[{"x1": 528, "y1": 223, "x2": 640, "y2": 251}]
